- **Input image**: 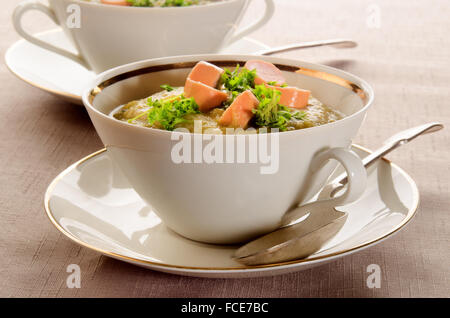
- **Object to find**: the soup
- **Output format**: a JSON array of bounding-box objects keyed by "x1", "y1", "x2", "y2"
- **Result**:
[
  {"x1": 112, "y1": 60, "x2": 345, "y2": 133},
  {"x1": 84, "y1": 0, "x2": 215, "y2": 7}
]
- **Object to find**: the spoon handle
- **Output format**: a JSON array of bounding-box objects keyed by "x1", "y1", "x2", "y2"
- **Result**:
[
  {"x1": 258, "y1": 39, "x2": 358, "y2": 56},
  {"x1": 335, "y1": 122, "x2": 443, "y2": 186}
]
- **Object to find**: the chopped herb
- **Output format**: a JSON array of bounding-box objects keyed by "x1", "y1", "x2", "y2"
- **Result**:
[
  {"x1": 126, "y1": 95, "x2": 199, "y2": 130},
  {"x1": 221, "y1": 65, "x2": 256, "y2": 94},
  {"x1": 126, "y1": 0, "x2": 200, "y2": 7},
  {"x1": 292, "y1": 110, "x2": 306, "y2": 120},
  {"x1": 251, "y1": 85, "x2": 299, "y2": 131},
  {"x1": 267, "y1": 81, "x2": 288, "y2": 87},
  {"x1": 146, "y1": 95, "x2": 200, "y2": 130},
  {"x1": 161, "y1": 0, "x2": 199, "y2": 6},
  {"x1": 160, "y1": 84, "x2": 174, "y2": 92},
  {"x1": 126, "y1": 0, "x2": 152, "y2": 6}
]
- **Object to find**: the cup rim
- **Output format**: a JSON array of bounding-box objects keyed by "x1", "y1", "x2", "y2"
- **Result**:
[
  {"x1": 69, "y1": 0, "x2": 242, "y2": 10},
  {"x1": 82, "y1": 54, "x2": 374, "y2": 137}
]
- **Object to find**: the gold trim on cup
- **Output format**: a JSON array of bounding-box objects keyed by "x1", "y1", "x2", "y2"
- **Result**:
[{"x1": 89, "y1": 60, "x2": 368, "y2": 105}]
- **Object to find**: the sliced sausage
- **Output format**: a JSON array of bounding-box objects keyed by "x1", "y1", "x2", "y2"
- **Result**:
[
  {"x1": 219, "y1": 90, "x2": 259, "y2": 128},
  {"x1": 184, "y1": 79, "x2": 228, "y2": 112},
  {"x1": 101, "y1": 0, "x2": 130, "y2": 6},
  {"x1": 244, "y1": 60, "x2": 286, "y2": 86},
  {"x1": 187, "y1": 61, "x2": 224, "y2": 88},
  {"x1": 273, "y1": 85, "x2": 310, "y2": 109}
]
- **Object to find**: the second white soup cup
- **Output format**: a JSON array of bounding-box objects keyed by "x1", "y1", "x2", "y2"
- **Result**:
[{"x1": 13, "y1": 0, "x2": 275, "y2": 73}]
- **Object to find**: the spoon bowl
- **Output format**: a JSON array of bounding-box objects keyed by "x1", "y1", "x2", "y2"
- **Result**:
[{"x1": 235, "y1": 208, "x2": 347, "y2": 265}]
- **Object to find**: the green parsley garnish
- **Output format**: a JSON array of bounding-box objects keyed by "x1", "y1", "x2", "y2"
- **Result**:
[
  {"x1": 127, "y1": 95, "x2": 200, "y2": 131},
  {"x1": 267, "y1": 81, "x2": 288, "y2": 87},
  {"x1": 251, "y1": 85, "x2": 305, "y2": 131},
  {"x1": 161, "y1": 0, "x2": 199, "y2": 6},
  {"x1": 146, "y1": 96, "x2": 200, "y2": 130},
  {"x1": 220, "y1": 65, "x2": 257, "y2": 106},
  {"x1": 221, "y1": 65, "x2": 256, "y2": 94},
  {"x1": 126, "y1": 0, "x2": 200, "y2": 7},
  {"x1": 160, "y1": 84, "x2": 174, "y2": 92},
  {"x1": 126, "y1": 0, "x2": 151, "y2": 6},
  {"x1": 292, "y1": 110, "x2": 306, "y2": 121}
]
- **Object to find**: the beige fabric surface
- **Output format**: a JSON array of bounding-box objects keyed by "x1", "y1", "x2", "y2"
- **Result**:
[{"x1": 0, "y1": 0, "x2": 448, "y2": 297}]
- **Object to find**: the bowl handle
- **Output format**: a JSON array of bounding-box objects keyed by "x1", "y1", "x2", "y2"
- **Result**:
[
  {"x1": 281, "y1": 147, "x2": 367, "y2": 226},
  {"x1": 12, "y1": 0, "x2": 90, "y2": 70},
  {"x1": 227, "y1": 0, "x2": 275, "y2": 45}
]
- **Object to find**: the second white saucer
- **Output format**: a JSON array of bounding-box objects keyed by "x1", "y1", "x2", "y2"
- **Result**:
[{"x1": 5, "y1": 29, "x2": 270, "y2": 105}]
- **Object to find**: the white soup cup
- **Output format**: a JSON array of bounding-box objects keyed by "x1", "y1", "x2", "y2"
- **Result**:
[{"x1": 82, "y1": 54, "x2": 374, "y2": 244}]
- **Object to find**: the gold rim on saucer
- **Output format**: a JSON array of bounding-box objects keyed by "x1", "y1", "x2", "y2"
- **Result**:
[
  {"x1": 5, "y1": 30, "x2": 82, "y2": 102},
  {"x1": 43, "y1": 145, "x2": 419, "y2": 272}
]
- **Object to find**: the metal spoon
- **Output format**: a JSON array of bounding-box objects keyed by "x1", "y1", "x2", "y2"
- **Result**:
[
  {"x1": 234, "y1": 122, "x2": 443, "y2": 266},
  {"x1": 257, "y1": 39, "x2": 358, "y2": 56}
]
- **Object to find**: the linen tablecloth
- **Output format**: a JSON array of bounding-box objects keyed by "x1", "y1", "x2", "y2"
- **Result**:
[{"x1": 0, "y1": 0, "x2": 448, "y2": 297}]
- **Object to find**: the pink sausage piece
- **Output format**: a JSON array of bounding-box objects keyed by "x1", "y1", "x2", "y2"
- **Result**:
[
  {"x1": 244, "y1": 60, "x2": 286, "y2": 86},
  {"x1": 101, "y1": 0, "x2": 130, "y2": 6},
  {"x1": 187, "y1": 61, "x2": 224, "y2": 88},
  {"x1": 272, "y1": 85, "x2": 311, "y2": 109},
  {"x1": 184, "y1": 79, "x2": 228, "y2": 113},
  {"x1": 219, "y1": 90, "x2": 259, "y2": 128}
]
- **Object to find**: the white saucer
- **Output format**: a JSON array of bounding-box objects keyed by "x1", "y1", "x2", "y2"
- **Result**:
[
  {"x1": 44, "y1": 145, "x2": 419, "y2": 278},
  {"x1": 5, "y1": 29, "x2": 270, "y2": 106}
]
